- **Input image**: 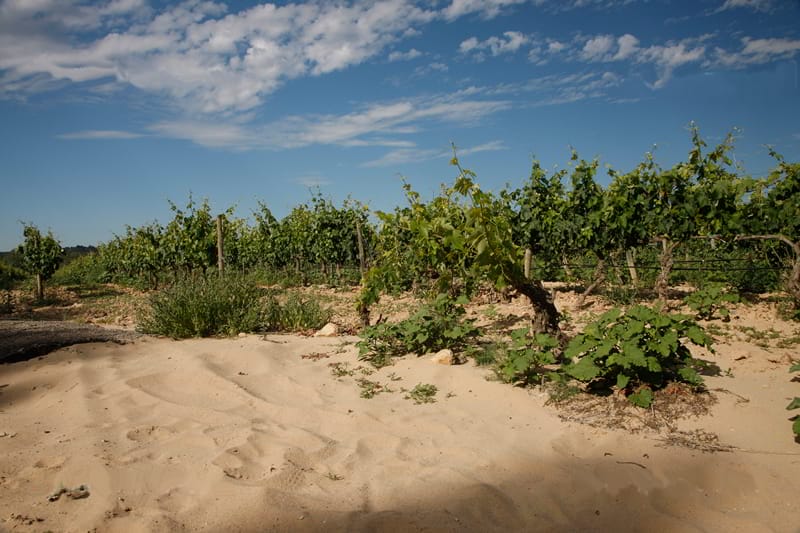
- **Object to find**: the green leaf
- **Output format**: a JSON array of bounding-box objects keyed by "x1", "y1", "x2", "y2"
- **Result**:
[
  {"x1": 616, "y1": 374, "x2": 630, "y2": 390},
  {"x1": 794, "y1": 418, "x2": 800, "y2": 437},
  {"x1": 564, "y1": 336, "x2": 590, "y2": 359},
  {"x1": 686, "y1": 326, "x2": 711, "y2": 347},
  {"x1": 790, "y1": 363, "x2": 800, "y2": 373},
  {"x1": 594, "y1": 340, "x2": 615, "y2": 359},
  {"x1": 623, "y1": 320, "x2": 645, "y2": 339},
  {"x1": 787, "y1": 397, "x2": 800, "y2": 411},
  {"x1": 678, "y1": 366, "x2": 703, "y2": 386},
  {"x1": 628, "y1": 387, "x2": 653, "y2": 408},
  {"x1": 566, "y1": 357, "x2": 602, "y2": 381},
  {"x1": 620, "y1": 341, "x2": 646, "y2": 368}
]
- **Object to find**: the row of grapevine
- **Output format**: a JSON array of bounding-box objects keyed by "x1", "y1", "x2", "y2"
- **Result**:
[
  {"x1": 8, "y1": 128, "x2": 796, "y2": 326},
  {"x1": 93, "y1": 194, "x2": 374, "y2": 288},
  {"x1": 358, "y1": 128, "x2": 799, "y2": 331}
]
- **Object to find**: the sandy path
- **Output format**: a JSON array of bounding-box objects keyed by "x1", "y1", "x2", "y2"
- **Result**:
[{"x1": 0, "y1": 334, "x2": 798, "y2": 532}]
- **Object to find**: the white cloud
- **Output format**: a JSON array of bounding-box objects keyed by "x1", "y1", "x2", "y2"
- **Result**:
[
  {"x1": 0, "y1": 0, "x2": 438, "y2": 113},
  {"x1": 294, "y1": 175, "x2": 331, "y2": 187},
  {"x1": 412, "y1": 62, "x2": 449, "y2": 77},
  {"x1": 581, "y1": 35, "x2": 615, "y2": 60},
  {"x1": 613, "y1": 34, "x2": 640, "y2": 60},
  {"x1": 457, "y1": 70, "x2": 621, "y2": 107},
  {"x1": 715, "y1": 37, "x2": 800, "y2": 66},
  {"x1": 442, "y1": 0, "x2": 531, "y2": 21},
  {"x1": 460, "y1": 31, "x2": 530, "y2": 58},
  {"x1": 458, "y1": 140, "x2": 508, "y2": 155},
  {"x1": 361, "y1": 139, "x2": 507, "y2": 168},
  {"x1": 361, "y1": 147, "x2": 444, "y2": 167},
  {"x1": 580, "y1": 33, "x2": 640, "y2": 62},
  {"x1": 459, "y1": 37, "x2": 481, "y2": 54},
  {"x1": 149, "y1": 120, "x2": 251, "y2": 149},
  {"x1": 56, "y1": 129, "x2": 145, "y2": 140},
  {"x1": 268, "y1": 96, "x2": 511, "y2": 148},
  {"x1": 715, "y1": 0, "x2": 773, "y2": 13},
  {"x1": 388, "y1": 48, "x2": 422, "y2": 62},
  {"x1": 148, "y1": 94, "x2": 512, "y2": 150},
  {"x1": 572, "y1": 33, "x2": 705, "y2": 88},
  {"x1": 639, "y1": 40, "x2": 706, "y2": 88}
]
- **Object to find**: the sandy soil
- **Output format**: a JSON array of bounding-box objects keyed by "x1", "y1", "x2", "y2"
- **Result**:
[{"x1": 1, "y1": 294, "x2": 799, "y2": 532}]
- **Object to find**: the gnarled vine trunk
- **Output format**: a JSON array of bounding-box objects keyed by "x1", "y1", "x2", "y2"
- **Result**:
[
  {"x1": 35, "y1": 273, "x2": 44, "y2": 302},
  {"x1": 625, "y1": 248, "x2": 639, "y2": 287},
  {"x1": 655, "y1": 238, "x2": 678, "y2": 304},
  {"x1": 516, "y1": 280, "x2": 560, "y2": 335},
  {"x1": 577, "y1": 258, "x2": 606, "y2": 307}
]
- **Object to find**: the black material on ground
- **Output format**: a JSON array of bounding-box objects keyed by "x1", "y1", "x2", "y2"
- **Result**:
[{"x1": 0, "y1": 319, "x2": 141, "y2": 363}]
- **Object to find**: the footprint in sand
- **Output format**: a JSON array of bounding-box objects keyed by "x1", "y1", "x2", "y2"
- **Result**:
[
  {"x1": 212, "y1": 431, "x2": 341, "y2": 492},
  {"x1": 126, "y1": 425, "x2": 174, "y2": 443}
]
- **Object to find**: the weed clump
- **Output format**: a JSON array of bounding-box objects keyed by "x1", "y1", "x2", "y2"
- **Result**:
[
  {"x1": 357, "y1": 294, "x2": 480, "y2": 367},
  {"x1": 137, "y1": 273, "x2": 330, "y2": 338}
]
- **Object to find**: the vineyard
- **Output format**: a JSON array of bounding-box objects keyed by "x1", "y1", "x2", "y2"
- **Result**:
[
  {"x1": 2, "y1": 130, "x2": 800, "y2": 531},
  {"x1": 3, "y1": 130, "x2": 799, "y2": 413}
]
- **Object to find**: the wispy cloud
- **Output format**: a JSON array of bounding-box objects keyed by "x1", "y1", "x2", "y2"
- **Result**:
[
  {"x1": 442, "y1": 0, "x2": 532, "y2": 21},
  {"x1": 147, "y1": 93, "x2": 512, "y2": 150},
  {"x1": 361, "y1": 147, "x2": 445, "y2": 168},
  {"x1": 714, "y1": 0, "x2": 774, "y2": 13},
  {"x1": 459, "y1": 139, "x2": 508, "y2": 155},
  {"x1": 714, "y1": 37, "x2": 800, "y2": 67},
  {"x1": 361, "y1": 139, "x2": 507, "y2": 168},
  {"x1": 293, "y1": 175, "x2": 331, "y2": 187},
  {"x1": 56, "y1": 129, "x2": 145, "y2": 140}
]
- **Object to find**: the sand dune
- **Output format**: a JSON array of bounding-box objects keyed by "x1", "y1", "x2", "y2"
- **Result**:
[{"x1": 1, "y1": 332, "x2": 799, "y2": 532}]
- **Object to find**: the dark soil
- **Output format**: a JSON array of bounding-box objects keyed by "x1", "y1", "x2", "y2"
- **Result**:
[{"x1": 0, "y1": 319, "x2": 141, "y2": 363}]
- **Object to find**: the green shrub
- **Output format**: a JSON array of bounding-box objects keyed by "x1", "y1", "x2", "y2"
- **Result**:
[
  {"x1": 138, "y1": 274, "x2": 332, "y2": 339},
  {"x1": 493, "y1": 328, "x2": 559, "y2": 386},
  {"x1": 405, "y1": 383, "x2": 438, "y2": 404},
  {"x1": 51, "y1": 253, "x2": 108, "y2": 286},
  {"x1": 789, "y1": 362, "x2": 800, "y2": 439},
  {"x1": 563, "y1": 305, "x2": 713, "y2": 408},
  {"x1": 0, "y1": 261, "x2": 26, "y2": 290},
  {"x1": 683, "y1": 282, "x2": 739, "y2": 321},
  {"x1": 138, "y1": 273, "x2": 268, "y2": 338},
  {"x1": 262, "y1": 292, "x2": 331, "y2": 332},
  {"x1": 357, "y1": 294, "x2": 481, "y2": 367}
]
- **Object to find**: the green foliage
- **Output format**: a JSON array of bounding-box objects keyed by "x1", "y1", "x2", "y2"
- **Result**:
[
  {"x1": 563, "y1": 305, "x2": 713, "y2": 407},
  {"x1": 0, "y1": 260, "x2": 26, "y2": 290},
  {"x1": 356, "y1": 378, "x2": 393, "y2": 399},
  {"x1": 262, "y1": 292, "x2": 332, "y2": 332},
  {"x1": 357, "y1": 294, "x2": 481, "y2": 367},
  {"x1": 789, "y1": 363, "x2": 800, "y2": 438},
  {"x1": 137, "y1": 273, "x2": 267, "y2": 338},
  {"x1": 17, "y1": 224, "x2": 64, "y2": 298},
  {"x1": 683, "y1": 283, "x2": 740, "y2": 320},
  {"x1": 405, "y1": 383, "x2": 438, "y2": 404},
  {"x1": 51, "y1": 253, "x2": 108, "y2": 286},
  {"x1": 494, "y1": 328, "x2": 559, "y2": 386},
  {"x1": 511, "y1": 160, "x2": 569, "y2": 274}
]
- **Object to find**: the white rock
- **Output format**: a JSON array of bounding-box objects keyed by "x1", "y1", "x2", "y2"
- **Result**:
[
  {"x1": 430, "y1": 348, "x2": 455, "y2": 365},
  {"x1": 314, "y1": 323, "x2": 339, "y2": 337}
]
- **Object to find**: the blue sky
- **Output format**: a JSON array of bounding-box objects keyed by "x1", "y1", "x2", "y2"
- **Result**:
[{"x1": 1, "y1": 0, "x2": 799, "y2": 250}]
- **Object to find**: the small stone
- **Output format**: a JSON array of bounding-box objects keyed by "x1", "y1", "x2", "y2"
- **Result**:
[
  {"x1": 430, "y1": 349, "x2": 455, "y2": 365},
  {"x1": 314, "y1": 323, "x2": 339, "y2": 337},
  {"x1": 238, "y1": 332, "x2": 247, "y2": 338}
]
